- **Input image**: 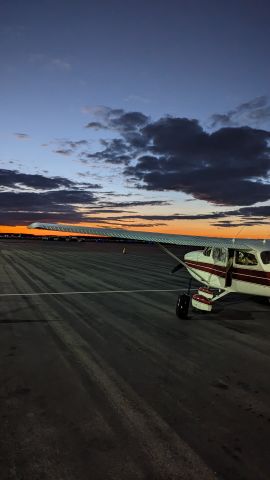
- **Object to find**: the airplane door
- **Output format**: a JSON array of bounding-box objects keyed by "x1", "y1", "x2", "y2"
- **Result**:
[{"x1": 212, "y1": 247, "x2": 228, "y2": 288}]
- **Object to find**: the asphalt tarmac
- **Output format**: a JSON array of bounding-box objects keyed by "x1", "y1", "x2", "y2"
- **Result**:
[{"x1": 0, "y1": 240, "x2": 269, "y2": 480}]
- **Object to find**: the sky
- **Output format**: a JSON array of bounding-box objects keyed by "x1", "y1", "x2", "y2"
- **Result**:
[{"x1": 0, "y1": 0, "x2": 270, "y2": 238}]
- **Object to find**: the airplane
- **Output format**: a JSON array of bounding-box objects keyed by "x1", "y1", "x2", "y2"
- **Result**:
[{"x1": 28, "y1": 222, "x2": 270, "y2": 319}]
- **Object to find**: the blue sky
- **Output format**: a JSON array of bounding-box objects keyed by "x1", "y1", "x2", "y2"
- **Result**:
[{"x1": 0, "y1": 0, "x2": 270, "y2": 236}]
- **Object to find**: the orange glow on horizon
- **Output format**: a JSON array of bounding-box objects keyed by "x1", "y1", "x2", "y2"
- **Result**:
[{"x1": 0, "y1": 222, "x2": 269, "y2": 239}]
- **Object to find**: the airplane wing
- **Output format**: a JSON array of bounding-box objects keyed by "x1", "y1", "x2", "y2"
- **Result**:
[{"x1": 28, "y1": 222, "x2": 269, "y2": 251}]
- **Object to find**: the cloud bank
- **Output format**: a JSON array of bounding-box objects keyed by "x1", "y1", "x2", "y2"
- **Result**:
[
  {"x1": 2, "y1": 99, "x2": 270, "y2": 229},
  {"x1": 0, "y1": 167, "x2": 269, "y2": 227},
  {"x1": 0, "y1": 169, "x2": 100, "y2": 225},
  {"x1": 83, "y1": 106, "x2": 270, "y2": 207}
]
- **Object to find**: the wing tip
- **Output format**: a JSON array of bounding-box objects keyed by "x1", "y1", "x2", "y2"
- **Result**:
[{"x1": 28, "y1": 222, "x2": 44, "y2": 229}]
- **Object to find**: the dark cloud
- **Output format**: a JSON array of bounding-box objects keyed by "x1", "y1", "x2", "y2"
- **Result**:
[
  {"x1": 67, "y1": 140, "x2": 88, "y2": 148},
  {"x1": 77, "y1": 183, "x2": 101, "y2": 189},
  {"x1": 124, "y1": 223, "x2": 166, "y2": 227},
  {"x1": 110, "y1": 111, "x2": 149, "y2": 131},
  {"x1": 54, "y1": 149, "x2": 73, "y2": 156},
  {"x1": 0, "y1": 169, "x2": 74, "y2": 190},
  {"x1": 1, "y1": 168, "x2": 269, "y2": 228},
  {"x1": 73, "y1": 205, "x2": 269, "y2": 229},
  {"x1": 100, "y1": 191, "x2": 134, "y2": 197},
  {"x1": 124, "y1": 121, "x2": 270, "y2": 206},
  {"x1": 80, "y1": 138, "x2": 132, "y2": 165},
  {"x1": 14, "y1": 133, "x2": 30, "y2": 140},
  {"x1": 82, "y1": 106, "x2": 270, "y2": 206},
  {"x1": 209, "y1": 96, "x2": 270, "y2": 128},
  {"x1": 103, "y1": 205, "x2": 270, "y2": 222},
  {"x1": 86, "y1": 107, "x2": 149, "y2": 131},
  {"x1": 0, "y1": 211, "x2": 86, "y2": 226},
  {"x1": 110, "y1": 213, "x2": 225, "y2": 221},
  {"x1": 83, "y1": 107, "x2": 149, "y2": 164},
  {"x1": 0, "y1": 169, "x2": 101, "y2": 225},
  {"x1": 212, "y1": 220, "x2": 269, "y2": 228},
  {"x1": 236, "y1": 205, "x2": 270, "y2": 217},
  {"x1": 0, "y1": 190, "x2": 96, "y2": 210},
  {"x1": 53, "y1": 139, "x2": 89, "y2": 156},
  {"x1": 209, "y1": 114, "x2": 233, "y2": 129},
  {"x1": 211, "y1": 221, "x2": 243, "y2": 228},
  {"x1": 85, "y1": 209, "x2": 133, "y2": 214},
  {"x1": 98, "y1": 200, "x2": 170, "y2": 208},
  {"x1": 85, "y1": 122, "x2": 108, "y2": 130}
]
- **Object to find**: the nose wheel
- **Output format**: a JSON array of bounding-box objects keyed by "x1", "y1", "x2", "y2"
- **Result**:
[{"x1": 176, "y1": 293, "x2": 190, "y2": 319}]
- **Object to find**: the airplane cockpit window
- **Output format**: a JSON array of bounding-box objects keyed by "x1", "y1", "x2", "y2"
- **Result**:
[
  {"x1": 235, "y1": 251, "x2": 258, "y2": 266},
  {"x1": 212, "y1": 247, "x2": 227, "y2": 263},
  {"x1": 203, "y1": 247, "x2": 212, "y2": 257},
  {"x1": 261, "y1": 251, "x2": 270, "y2": 264}
]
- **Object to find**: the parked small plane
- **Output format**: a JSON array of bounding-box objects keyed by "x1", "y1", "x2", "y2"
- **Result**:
[{"x1": 28, "y1": 222, "x2": 270, "y2": 318}]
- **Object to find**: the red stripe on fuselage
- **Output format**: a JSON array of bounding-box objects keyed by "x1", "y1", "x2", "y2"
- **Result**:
[
  {"x1": 233, "y1": 267, "x2": 270, "y2": 280},
  {"x1": 185, "y1": 260, "x2": 270, "y2": 286},
  {"x1": 233, "y1": 271, "x2": 270, "y2": 286},
  {"x1": 185, "y1": 260, "x2": 226, "y2": 278}
]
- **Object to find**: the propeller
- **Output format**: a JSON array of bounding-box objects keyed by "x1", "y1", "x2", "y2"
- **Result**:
[
  {"x1": 157, "y1": 242, "x2": 208, "y2": 284},
  {"x1": 156, "y1": 244, "x2": 186, "y2": 273},
  {"x1": 171, "y1": 263, "x2": 184, "y2": 274}
]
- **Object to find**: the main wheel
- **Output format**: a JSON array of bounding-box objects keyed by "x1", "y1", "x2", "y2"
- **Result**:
[{"x1": 176, "y1": 293, "x2": 190, "y2": 319}]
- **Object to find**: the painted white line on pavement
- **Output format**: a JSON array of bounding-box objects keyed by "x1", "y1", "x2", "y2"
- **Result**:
[{"x1": 0, "y1": 288, "x2": 198, "y2": 298}]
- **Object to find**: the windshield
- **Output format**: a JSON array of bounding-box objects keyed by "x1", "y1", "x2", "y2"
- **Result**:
[
  {"x1": 261, "y1": 251, "x2": 270, "y2": 264},
  {"x1": 213, "y1": 247, "x2": 227, "y2": 263}
]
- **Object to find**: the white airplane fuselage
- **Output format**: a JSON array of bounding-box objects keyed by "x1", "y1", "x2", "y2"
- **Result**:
[{"x1": 184, "y1": 248, "x2": 270, "y2": 298}]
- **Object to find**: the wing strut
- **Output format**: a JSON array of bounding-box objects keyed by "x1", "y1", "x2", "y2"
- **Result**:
[
  {"x1": 157, "y1": 243, "x2": 185, "y2": 265},
  {"x1": 157, "y1": 243, "x2": 207, "y2": 284}
]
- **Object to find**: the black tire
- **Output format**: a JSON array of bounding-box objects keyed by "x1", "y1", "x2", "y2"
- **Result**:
[{"x1": 176, "y1": 293, "x2": 190, "y2": 319}]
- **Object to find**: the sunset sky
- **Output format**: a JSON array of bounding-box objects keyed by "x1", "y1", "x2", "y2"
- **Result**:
[{"x1": 1, "y1": 0, "x2": 270, "y2": 238}]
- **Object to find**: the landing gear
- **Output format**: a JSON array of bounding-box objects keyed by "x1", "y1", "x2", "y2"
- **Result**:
[{"x1": 176, "y1": 293, "x2": 190, "y2": 319}]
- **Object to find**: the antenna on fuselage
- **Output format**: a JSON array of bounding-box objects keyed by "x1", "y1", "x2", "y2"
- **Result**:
[{"x1": 232, "y1": 225, "x2": 247, "y2": 245}]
